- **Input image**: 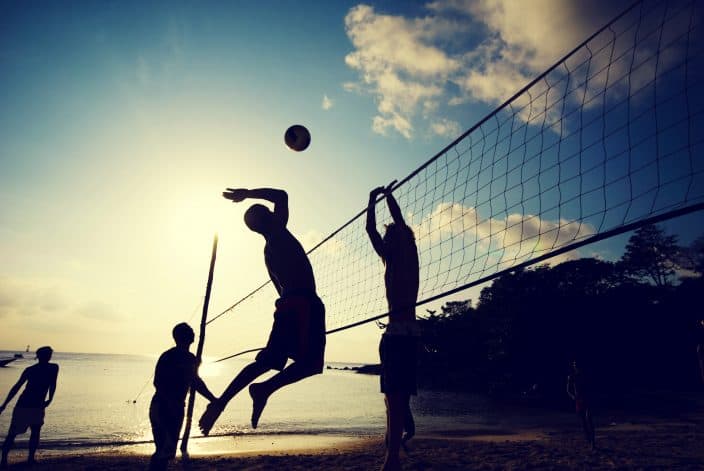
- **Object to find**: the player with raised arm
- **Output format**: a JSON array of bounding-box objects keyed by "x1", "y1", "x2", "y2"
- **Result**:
[
  {"x1": 199, "y1": 188, "x2": 326, "y2": 434},
  {"x1": 367, "y1": 181, "x2": 420, "y2": 471}
]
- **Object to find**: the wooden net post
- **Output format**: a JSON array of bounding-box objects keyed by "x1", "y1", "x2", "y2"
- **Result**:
[{"x1": 180, "y1": 233, "x2": 218, "y2": 455}]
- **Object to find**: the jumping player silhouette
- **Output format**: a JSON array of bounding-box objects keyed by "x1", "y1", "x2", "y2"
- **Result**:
[{"x1": 199, "y1": 188, "x2": 326, "y2": 434}]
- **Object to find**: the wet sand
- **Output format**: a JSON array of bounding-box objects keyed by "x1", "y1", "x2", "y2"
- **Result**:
[{"x1": 5, "y1": 419, "x2": 703, "y2": 470}]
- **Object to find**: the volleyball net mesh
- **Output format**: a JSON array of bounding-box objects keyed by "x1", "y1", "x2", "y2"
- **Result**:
[{"x1": 208, "y1": 0, "x2": 704, "y2": 352}]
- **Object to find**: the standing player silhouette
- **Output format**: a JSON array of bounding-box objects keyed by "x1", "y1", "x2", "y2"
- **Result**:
[
  {"x1": 199, "y1": 188, "x2": 326, "y2": 434},
  {"x1": 366, "y1": 181, "x2": 420, "y2": 471},
  {"x1": 149, "y1": 323, "x2": 216, "y2": 471},
  {"x1": 0, "y1": 346, "x2": 59, "y2": 468}
]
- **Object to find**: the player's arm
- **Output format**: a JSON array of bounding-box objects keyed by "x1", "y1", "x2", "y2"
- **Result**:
[
  {"x1": 153, "y1": 353, "x2": 167, "y2": 389},
  {"x1": 0, "y1": 370, "x2": 28, "y2": 414},
  {"x1": 382, "y1": 180, "x2": 405, "y2": 226},
  {"x1": 193, "y1": 376, "x2": 217, "y2": 402},
  {"x1": 566, "y1": 375, "x2": 575, "y2": 400},
  {"x1": 366, "y1": 187, "x2": 385, "y2": 259},
  {"x1": 223, "y1": 188, "x2": 289, "y2": 226},
  {"x1": 44, "y1": 365, "x2": 59, "y2": 408}
]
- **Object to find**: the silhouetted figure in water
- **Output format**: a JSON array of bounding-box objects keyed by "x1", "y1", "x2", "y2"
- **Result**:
[
  {"x1": 567, "y1": 360, "x2": 596, "y2": 450},
  {"x1": 367, "y1": 181, "x2": 420, "y2": 471},
  {"x1": 199, "y1": 188, "x2": 326, "y2": 434},
  {"x1": 0, "y1": 346, "x2": 58, "y2": 468},
  {"x1": 149, "y1": 323, "x2": 216, "y2": 471}
]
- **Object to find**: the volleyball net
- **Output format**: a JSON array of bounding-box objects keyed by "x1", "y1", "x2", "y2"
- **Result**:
[{"x1": 207, "y1": 0, "x2": 704, "y2": 358}]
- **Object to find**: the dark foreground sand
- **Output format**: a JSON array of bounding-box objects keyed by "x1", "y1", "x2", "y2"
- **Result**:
[{"x1": 4, "y1": 420, "x2": 703, "y2": 470}]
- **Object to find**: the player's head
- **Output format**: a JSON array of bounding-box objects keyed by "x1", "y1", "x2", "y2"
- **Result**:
[
  {"x1": 383, "y1": 222, "x2": 416, "y2": 254},
  {"x1": 36, "y1": 346, "x2": 53, "y2": 363},
  {"x1": 172, "y1": 322, "x2": 195, "y2": 347},
  {"x1": 244, "y1": 204, "x2": 274, "y2": 234}
]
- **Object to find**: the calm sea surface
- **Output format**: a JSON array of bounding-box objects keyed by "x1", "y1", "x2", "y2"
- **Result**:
[{"x1": 0, "y1": 351, "x2": 492, "y2": 450}]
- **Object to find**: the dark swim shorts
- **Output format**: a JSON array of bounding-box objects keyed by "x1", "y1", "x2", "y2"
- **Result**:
[
  {"x1": 9, "y1": 407, "x2": 45, "y2": 435},
  {"x1": 379, "y1": 333, "x2": 418, "y2": 395},
  {"x1": 256, "y1": 295, "x2": 326, "y2": 373}
]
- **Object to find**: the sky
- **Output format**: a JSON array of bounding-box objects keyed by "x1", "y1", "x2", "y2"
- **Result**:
[{"x1": 1, "y1": 0, "x2": 703, "y2": 364}]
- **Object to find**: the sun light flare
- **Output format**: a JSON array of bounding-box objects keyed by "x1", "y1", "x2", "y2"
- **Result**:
[{"x1": 163, "y1": 191, "x2": 242, "y2": 255}]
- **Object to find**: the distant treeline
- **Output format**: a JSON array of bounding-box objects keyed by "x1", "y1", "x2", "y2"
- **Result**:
[{"x1": 417, "y1": 224, "x2": 704, "y2": 397}]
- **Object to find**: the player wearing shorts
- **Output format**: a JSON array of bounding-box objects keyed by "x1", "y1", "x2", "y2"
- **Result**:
[
  {"x1": 0, "y1": 346, "x2": 58, "y2": 468},
  {"x1": 199, "y1": 188, "x2": 325, "y2": 435},
  {"x1": 367, "y1": 181, "x2": 420, "y2": 471},
  {"x1": 149, "y1": 323, "x2": 216, "y2": 471}
]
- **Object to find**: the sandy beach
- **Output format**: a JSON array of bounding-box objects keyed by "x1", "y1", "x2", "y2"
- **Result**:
[{"x1": 5, "y1": 414, "x2": 702, "y2": 470}]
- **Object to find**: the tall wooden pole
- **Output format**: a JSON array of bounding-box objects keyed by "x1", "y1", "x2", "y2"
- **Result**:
[{"x1": 180, "y1": 233, "x2": 218, "y2": 455}]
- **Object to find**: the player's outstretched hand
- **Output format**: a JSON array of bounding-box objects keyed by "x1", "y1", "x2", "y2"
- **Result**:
[
  {"x1": 369, "y1": 180, "x2": 398, "y2": 202},
  {"x1": 383, "y1": 180, "x2": 398, "y2": 194},
  {"x1": 223, "y1": 188, "x2": 248, "y2": 202},
  {"x1": 369, "y1": 186, "x2": 385, "y2": 201}
]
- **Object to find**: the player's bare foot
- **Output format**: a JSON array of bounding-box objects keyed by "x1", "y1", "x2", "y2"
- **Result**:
[
  {"x1": 198, "y1": 400, "x2": 224, "y2": 436},
  {"x1": 249, "y1": 383, "x2": 270, "y2": 429}
]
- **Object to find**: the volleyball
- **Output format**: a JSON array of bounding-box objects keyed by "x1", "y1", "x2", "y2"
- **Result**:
[{"x1": 285, "y1": 124, "x2": 311, "y2": 152}]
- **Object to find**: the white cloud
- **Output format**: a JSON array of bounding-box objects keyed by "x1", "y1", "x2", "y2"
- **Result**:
[
  {"x1": 415, "y1": 201, "x2": 595, "y2": 267},
  {"x1": 322, "y1": 94, "x2": 334, "y2": 110},
  {"x1": 342, "y1": 81, "x2": 362, "y2": 93},
  {"x1": 373, "y1": 113, "x2": 413, "y2": 139},
  {"x1": 300, "y1": 230, "x2": 346, "y2": 255},
  {"x1": 73, "y1": 301, "x2": 123, "y2": 322},
  {"x1": 430, "y1": 118, "x2": 461, "y2": 137},
  {"x1": 344, "y1": 0, "x2": 639, "y2": 138},
  {"x1": 455, "y1": 0, "x2": 595, "y2": 71},
  {"x1": 345, "y1": 5, "x2": 461, "y2": 78},
  {"x1": 344, "y1": 4, "x2": 460, "y2": 138},
  {"x1": 0, "y1": 275, "x2": 124, "y2": 322}
]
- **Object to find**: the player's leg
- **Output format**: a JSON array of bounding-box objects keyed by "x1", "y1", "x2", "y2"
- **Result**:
[
  {"x1": 578, "y1": 410, "x2": 590, "y2": 443},
  {"x1": 248, "y1": 299, "x2": 325, "y2": 429},
  {"x1": 384, "y1": 396, "x2": 390, "y2": 449},
  {"x1": 402, "y1": 398, "x2": 415, "y2": 444},
  {"x1": 220, "y1": 361, "x2": 271, "y2": 405},
  {"x1": 27, "y1": 425, "x2": 41, "y2": 464},
  {"x1": 1, "y1": 432, "x2": 17, "y2": 468},
  {"x1": 249, "y1": 360, "x2": 320, "y2": 428},
  {"x1": 149, "y1": 398, "x2": 168, "y2": 471},
  {"x1": 199, "y1": 360, "x2": 271, "y2": 435},
  {"x1": 584, "y1": 408, "x2": 596, "y2": 449},
  {"x1": 382, "y1": 392, "x2": 405, "y2": 471},
  {"x1": 379, "y1": 333, "x2": 406, "y2": 470}
]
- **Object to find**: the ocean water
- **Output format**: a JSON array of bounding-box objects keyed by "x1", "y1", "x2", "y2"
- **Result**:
[{"x1": 0, "y1": 351, "x2": 492, "y2": 451}]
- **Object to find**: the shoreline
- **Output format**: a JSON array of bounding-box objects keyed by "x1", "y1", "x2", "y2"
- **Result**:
[
  {"x1": 32, "y1": 432, "x2": 373, "y2": 458},
  {"x1": 2, "y1": 382, "x2": 702, "y2": 469},
  {"x1": 4, "y1": 416, "x2": 701, "y2": 470}
]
